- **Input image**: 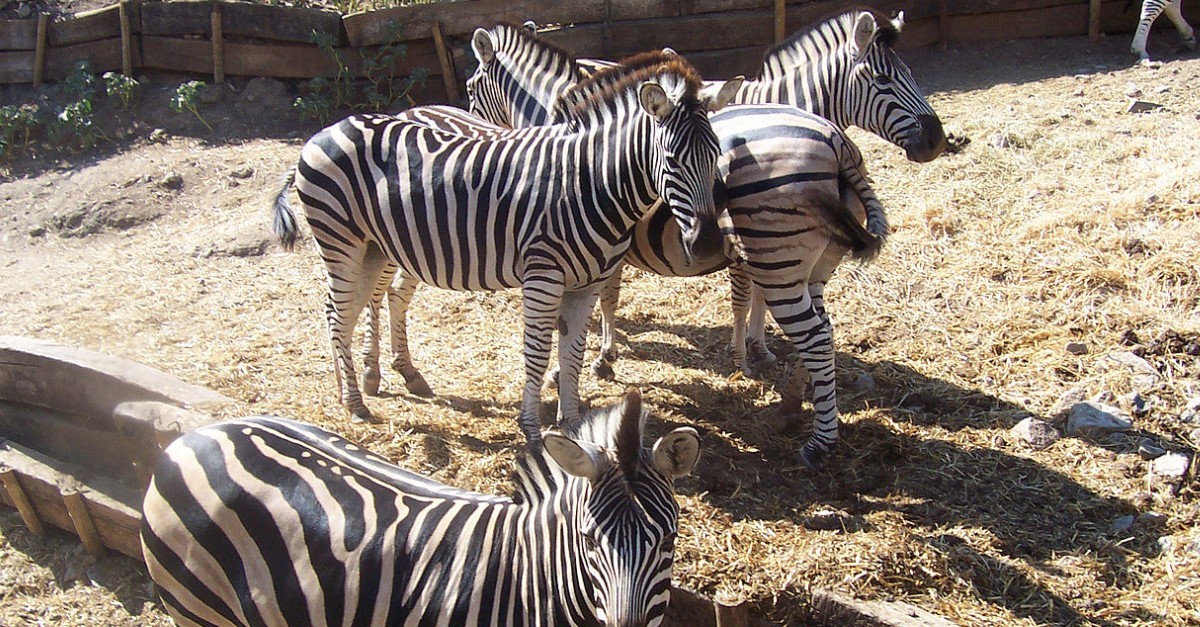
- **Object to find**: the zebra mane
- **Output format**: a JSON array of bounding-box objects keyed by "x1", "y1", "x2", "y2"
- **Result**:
[
  {"x1": 759, "y1": 7, "x2": 900, "y2": 79},
  {"x1": 553, "y1": 52, "x2": 703, "y2": 125},
  {"x1": 489, "y1": 22, "x2": 578, "y2": 76},
  {"x1": 511, "y1": 390, "x2": 649, "y2": 503}
]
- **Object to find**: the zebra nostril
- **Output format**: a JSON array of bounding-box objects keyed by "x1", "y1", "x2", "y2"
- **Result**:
[
  {"x1": 905, "y1": 114, "x2": 947, "y2": 163},
  {"x1": 684, "y1": 217, "x2": 724, "y2": 263}
]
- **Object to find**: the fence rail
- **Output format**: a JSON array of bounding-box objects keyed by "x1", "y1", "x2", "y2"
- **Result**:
[{"x1": 2, "y1": 0, "x2": 1196, "y2": 103}]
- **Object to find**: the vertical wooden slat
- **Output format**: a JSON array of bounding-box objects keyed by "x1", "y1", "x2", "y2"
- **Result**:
[
  {"x1": 211, "y1": 6, "x2": 224, "y2": 83},
  {"x1": 774, "y1": 0, "x2": 786, "y2": 44},
  {"x1": 938, "y1": 0, "x2": 949, "y2": 49},
  {"x1": 32, "y1": 13, "x2": 48, "y2": 86},
  {"x1": 61, "y1": 489, "x2": 106, "y2": 558},
  {"x1": 0, "y1": 469, "x2": 44, "y2": 535},
  {"x1": 431, "y1": 21, "x2": 459, "y2": 103},
  {"x1": 715, "y1": 599, "x2": 750, "y2": 627},
  {"x1": 1088, "y1": 0, "x2": 1102, "y2": 39},
  {"x1": 119, "y1": 0, "x2": 133, "y2": 76}
]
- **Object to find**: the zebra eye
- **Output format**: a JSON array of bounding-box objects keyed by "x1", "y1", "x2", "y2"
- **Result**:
[
  {"x1": 582, "y1": 531, "x2": 600, "y2": 550},
  {"x1": 659, "y1": 532, "x2": 677, "y2": 553}
]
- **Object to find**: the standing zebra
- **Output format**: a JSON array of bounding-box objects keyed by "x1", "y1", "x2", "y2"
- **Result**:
[
  {"x1": 141, "y1": 389, "x2": 701, "y2": 626},
  {"x1": 274, "y1": 54, "x2": 742, "y2": 439},
  {"x1": 1131, "y1": 0, "x2": 1195, "y2": 65}
]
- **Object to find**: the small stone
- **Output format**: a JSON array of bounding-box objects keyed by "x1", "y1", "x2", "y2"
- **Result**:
[
  {"x1": 1191, "y1": 427, "x2": 1200, "y2": 443},
  {"x1": 1138, "y1": 511, "x2": 1166, "y2": 525},
  {"x1": 1180, "y1": 397, "x2": 1200, "y2": 424},
  {"x1": 149, "y1": 128, "x2": 169, "y2": 143},
  {"x1": 27, "y1": 225, "x2": 46, "y2": 237},
  {"x1": 1066, "y1": 401, "x2": 1133, "y2": 440},
  {"x1": 1052, "y1": 385, "x2": 1088, "y2": 418},
  {"x1": 1011, "y1": 417, "x2": 1061, "y2": 450},
  {"x1": 1153, "y1": 84, "x2": 1170, "y2": 94},
  {"x1": 1151, "y1": 452, "x2": 1190, "y2": 479},
  {"x1": 1126, "y1": 99, "x2": 1163, "y2": 114},
  {"x1": 230, "y1": 166, "x2": 254, "y2": 179},
  {"x1": 1138, "y1": 439, "x2": 1167, "y2": 460},
  {"x1": 850, "y1": 372, "x2": 876, "y2": 393},
  {"x1": 1111, "y1": 515, "x2": 1135, "y2": 533},
  {"x1": 1129, "y1": 392, "x2": 1150, "y2": 418},
  {"x1": 1120, "y1": 329, "x2": 1141, "y2": 346},
  {"x1": 1065, "y1": 341, "x2": 1088, "y2": 355},
  {"x1": 1105, "y1": 351, "x2": 1160, "y2": 388},
  {"x1": 161, "y1": 173, "x2": 184, "y2": 190},
  {"x1": 1158, "y1": 536, "x2": 1175, "y2": 553},
  {"x1": 1124, "y1": 83, "x2": 1142, "y2": 98},
  {"x1": 16, "y1": 2, "x2": 31, "y2": 18}
]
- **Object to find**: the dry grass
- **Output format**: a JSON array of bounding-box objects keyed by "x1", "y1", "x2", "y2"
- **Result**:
[{"x1": 0, "y1": 35, "x2": 1198, "y2": 626}]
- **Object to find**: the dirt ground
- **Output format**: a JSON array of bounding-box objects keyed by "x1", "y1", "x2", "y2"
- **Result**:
[{"x1": 1, "y1": 31, "x2": 1199, "y2": 627}]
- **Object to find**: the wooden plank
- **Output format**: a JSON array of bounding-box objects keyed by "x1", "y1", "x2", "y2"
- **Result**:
[
  {"x1": 33, "y1": 13, "x2": 47, "y2": 86},
  {"x1": 0, "y1": 50, "x2": 34, "y2": 84},
  {"x1": 0, "y1": 440, "x2": 143, "y2": 559},
  {"x1": 0, "y1": 402, "x2": 143, "y2": 485},
  {"x1": 680, "y1": 45, "x2": 766, "y2": 79},
  {"x1": 894, "y1": 16, "x2": 940, "y2": 51},
  {"x1": 945, "y1": 3, "x2": 1090, "y2": 44},
  {"x1": 212, "y1": 7, "x2": 224, "y2": 83},
  {"x1": 0, "y1": 468, "x2": 44, "y2": 535},
  {"x1": 219, "y1": 2, "x2": 345, "y2": 44},
  {"x1": 44, "y1": 37, "x2": 134, "y2": 80},
  {"x1": 344, "y1": 0, "x2": 608, "y2": 47},
  {"x1": 140, "y1": 0, "x2": 213, "y2": 37},
  {"x1": 1089, "y1": 0, "x2": 1102, "y2": 38},
  {"x1": 943, "y1": 0, "x2": 1081, "y2": 15},
  {"x1": 0, "y1": 17, "x2": 40, "y2": 51},
  {"x1": 62, "y1": 488, "x2": 106, "y2": 558},
  {"x1": 811, "y1": 588, "x2": 959, "y2": 627},
  {"x1": 48, "y1": 3, "x2": 124, "y2": 47},
  {"x1": 774, "y1": 0, "x2": 785, "y2": 44},
  {"x1": 431, "y1": 21, "x2": 459, "y2": 104},
  {"x1": 606, "y1": 11, "x2": 774, "y2": 57},
  {"x1": 535, "y1": 23, "x2": 608, "y2": 59}
]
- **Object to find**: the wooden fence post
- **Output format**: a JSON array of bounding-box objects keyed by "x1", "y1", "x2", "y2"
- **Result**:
[
  {"x1": 431, "y1": 21, "x2": 459, "y2": 103},
  {"x1": 32, "y1": 13, "x2": 48, "y2": 86},
  {"x1": 938, "y1": 0, "x2": 949, "y2": 49},
  {"x1": 0, "y1": 468, "x2": 44, "y2": 535},
  {"x1": 62, "y1": 489, "x2": 106, "y2": 558},
  {"x1": 1088, "y1": 0, "x2": 1102, "y2": 39},
  {"x1": 119, "y1": 0, "x2": 133, "y2": 76},
  {"x1": 211, "y1": 5, "x2": 224, "y2": 83},
  {"x1": 774, "y1": 0, "x2": 785, "y2": 44}
]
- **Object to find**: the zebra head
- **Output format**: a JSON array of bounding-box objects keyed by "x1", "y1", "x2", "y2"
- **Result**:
[
  {"x1": 466, "y1": 24, "x2": 578, "y2": 129},
  {"x1": 840, "y1": 10, "x2": 947, "y2": 162},
  {"x1": 543, "y1": 389, "x2": 701, "y2": 627}
]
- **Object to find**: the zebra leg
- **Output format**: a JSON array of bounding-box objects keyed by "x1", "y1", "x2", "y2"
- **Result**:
[
  {"x1": 1133, "y1": 0, "x2": 1169, "y2": 63},
  {"x1": 556, "y1": 286, "x2": 603, "y2": 424},
  {"x1": 592, "y1": 265, "x2": 624, "y2": 380},
  {"x1": 386, "y1": 275, "x2": 435, "y2": 397},
  {"x1": 728, "y1": 266, "x2": 752, "y2": 374},
  {"x1": 519, "y1": 275, "x2": 566, "y2": 442},
  {"x1": 1164, "y1": 0, "x2": 1196, "y2": 49},
  {"x1": 361, "y1": 263, "x2": 398, "y2": 396},
  {"x1": 762, "y1": 283, "x2": 839, "y2": 470},
  {"x1": 746, "y1": 283, "x2": 778, "y2": 368},
  {"x1": 325, "y1": 241, "x2": 389, "y2": 423}
]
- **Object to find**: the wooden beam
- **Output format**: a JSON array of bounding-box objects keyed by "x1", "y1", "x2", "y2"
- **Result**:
[
  {"x1": 32, "y1": 13, "x2": 48, "y2": 86},
  {"x1": 938, "y1": 0, "x2": 949, "y2": 48},
  {"x1": 211, "y1": 6, "x2": 224, "y2": 83},
  {"x1": 431, "y1": 21, "x2": 458, "y2": 103},
  {"x1": 119, "y1": 1, "x2": 133, "y2": 76},
  {"x1": 0, "y1": 468, "x2": 44, "y2": 535},
  {"x1": 1089, "y1": 0, "x2": 1102, "y2": 38},
  {"x1": 715, "y1": 600, "x2": 750, "y2": 627},
  {"x1": 774, "y1": 0, "x2": 785, "y2": 44},
  {"x1": 62, "y1": 488, "x2": 106, "y2": 558}
]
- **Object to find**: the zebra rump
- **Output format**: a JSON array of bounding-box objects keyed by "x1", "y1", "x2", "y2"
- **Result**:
[{"x1": 141, "y1": 389, "x2": 701, "y2": 626}]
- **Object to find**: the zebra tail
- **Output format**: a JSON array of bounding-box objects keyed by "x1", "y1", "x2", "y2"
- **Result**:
[
  {"x1": 273, "y1": 167, "x2": 299, "y2": 252},
  {"x1": 832, "y1": 173, "x2": 887, "y2": 262}
]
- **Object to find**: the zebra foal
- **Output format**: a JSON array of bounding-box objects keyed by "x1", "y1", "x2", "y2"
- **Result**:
[
  {"x1": 1131, "y1": 0, "x2": 1195, "y2": 65},
  {"x1": 274, "y1": 54, "x2": 741, "y2": 439},
  {"x1": 141, "y1": 389, "x2": 700, "y2": 626}
]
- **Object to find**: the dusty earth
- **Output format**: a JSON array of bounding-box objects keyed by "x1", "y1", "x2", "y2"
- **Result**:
[{"x1": 1, "y1": 31, "x2": 1199, "y2": 627}]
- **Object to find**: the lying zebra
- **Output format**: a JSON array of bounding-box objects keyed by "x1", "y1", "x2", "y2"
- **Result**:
[
  {"x1": 367, "y1": 24, "x2": 889, "y2": 469},
  {"x1": 141, "y1": 389, "x2": 700, "y2": 627},
  {"x1": 1131, "y1": 0, "x2": 1195, "y2": 65}
]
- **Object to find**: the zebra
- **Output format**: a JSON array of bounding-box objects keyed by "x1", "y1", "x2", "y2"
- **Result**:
[
  {"x1": 273, "y1": 53, "x2": 743, "y2": 440},
  {"x1": 141, "y1": 388, "x2": 702, "y2": 626},
  {"x1": 368, "y1": 25, "x2": 888, "y2": 468},
  {"x1": 1130, "y1": 0, "x2": 1195, "y2": 65}
]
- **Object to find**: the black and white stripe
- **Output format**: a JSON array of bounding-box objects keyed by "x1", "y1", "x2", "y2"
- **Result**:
[
  {"x1": 1130, "y1": 0, "x2": 1195, "y2": 64},
  {"x1": 141, "y1": 389, "x2": 701, "y2": 626},
  {"x1": 273, "y1": 54, "x2": 741, "y2": 440}
]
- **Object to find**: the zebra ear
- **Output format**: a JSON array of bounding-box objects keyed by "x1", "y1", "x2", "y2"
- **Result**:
[
  {"x1": 651, "y1": 427, "x2": 700, "y2": 479},
  {"x1": 639, "y1": 82, "x2": 675, "y2": 122},
  {"x1": 850, "y1": 11, "x2": 878, "y2": 61},
  {"x1": 544, "y1": 432, "x2": 603, "y2": 481},
  {"x1": 472, "y1": 28, "x2": 496, "y2": 65},
  {"x1": 700, "y1": 77, "x2": 743, "y2": 113},
  {"x1": 892, "y1": 11, "x2": 906, "y2": 32},
  {"x1": 661, "y1": 47, "x2": 678, "y2": 56},
  {"x1": 522, "y1": 20, "x2": 538, "y2": 36}
]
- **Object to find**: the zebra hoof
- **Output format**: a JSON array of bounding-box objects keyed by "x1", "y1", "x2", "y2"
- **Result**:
[
  {"x1": 795, "y1": 444, "x2": 831, "y2": 471},
  {"x1": 404, "y1": 374, "x2": 434, "y2": 398},
  {"x1": 591, "y1": 359, "x2": 615, "y2": 380},
  {"x1": 746, "y1": 339, "x2": 777, "y2": 367},
  {"x1": 362, "y1": 368, "x2": 382, "y2": 396},
  {"x1": 350, "y1": 407, "x2": 382, "y2": 424}
]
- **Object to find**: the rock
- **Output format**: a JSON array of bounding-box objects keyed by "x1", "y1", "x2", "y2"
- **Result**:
[
  {"x1": 1151, "y1": 452, "x2": 1190, "y2": 480},
  {"x1": 1138, "y1": 439, "x2": 1167, "y2": 460},
  {"x1": 1153, "y1": 84, "x2": 1170, "y2": 94},
  {"x1": 1066, "y1": 401, "x2": 1133, "y2": 440},
  {"x1": 230, "y1": 166, "x2": 254, "y2": 179},
  {"x1": 1052, "y1": 385, "x2": 1088, "y2": 418},
  {"x1": 1180, "y1": 397, "x2": 1200, "y2": 424},
  {"x1": 1119, "y1": 329, "x2": 1141, "y2": 346},
  {"x1": 1124, "y1": 83, "x2": 1142, "y2": 98},
  {"x1": 1065, "y1": 341, "x2": 1088, "y2": 355},
  {"x1": 1105, "y1": 351, "x2": 1160, "y2": 388},
  {"x1": 1129, "y1": 392, "x2": 1150, "y2": 418},
  {"x1": 1126, "y1": 99, "x2": 1163, "y2": 114},
  {"x1": 161, "y1": 173, "x2": 184, "y2": 190},
  {"x1": 242, "y1": 77, "x2": 288, "y2": 104},
  {"x1": 1138, "y1": 511, "x2": 1166, "y2": 526},
  {"x1": 1011, "y1": 417, "x2": 1061, "y2": 450},
  {"x1": 1111, "y1": 515, "x2": 1135, "y2": 533},
  {"x1": 850, "y1": 372, "x2": 876, "y2": 393},
  {"x1": 16, "y1": 2, "x2": 31, "y2": 18},
  {"x1": 148, "y1": 128, "x2": 169, "y2": 143},
  {"x1": 197, "y1": 233, "x2": 271, "y2": 258},
  {"x1": 27, "y1": 225, "x2": 46, "y2": 237}
]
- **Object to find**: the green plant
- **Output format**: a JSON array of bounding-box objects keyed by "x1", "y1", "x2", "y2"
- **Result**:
[
  {"x1": 293, "y1": 22, "x2": 427, "y2": 121},
  {"x1": 102, "y1": 71, "x2": 140, "y2": 109},
  {"x1": 170, "y1": 80, "x2": 212, "y2": 132},
  {"x1": 62, "y1": 61, "x2": 97, "y2": 101},
  {"x1": 50, "y1": 99, "x2": 103, "y2": 150},
  {"x1": 0, "y1": 103, "x2": 41, "y2": 151}
]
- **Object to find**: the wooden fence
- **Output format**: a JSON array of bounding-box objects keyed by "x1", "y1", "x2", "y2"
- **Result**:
[{"x1": 3, "y1": 0, "x2": 1199, "y2": 104}]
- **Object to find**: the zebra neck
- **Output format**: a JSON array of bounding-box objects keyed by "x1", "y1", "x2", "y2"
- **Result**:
[
  {"x1": 737, "y1": 65, "x2": 848, "y2": 130},
  {"x1": 566, "y1": 115, "x2": 659, "y2": 226}
]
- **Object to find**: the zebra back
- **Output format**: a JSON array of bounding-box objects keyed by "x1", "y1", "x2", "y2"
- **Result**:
[
  {"x1": 747, "y1": 7, "x2": 947, "y2": 162},
  {"x1": 142, "y1": 391, "x2": 699, "y2": 626}
]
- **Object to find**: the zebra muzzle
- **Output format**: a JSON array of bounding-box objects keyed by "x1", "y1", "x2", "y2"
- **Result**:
[
  {"x1": 683, "y1": 216, "x2": 725, "y2": 264},
  {"x1": 904, "y1": 114, "x2": 948, "y2": 163}
]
